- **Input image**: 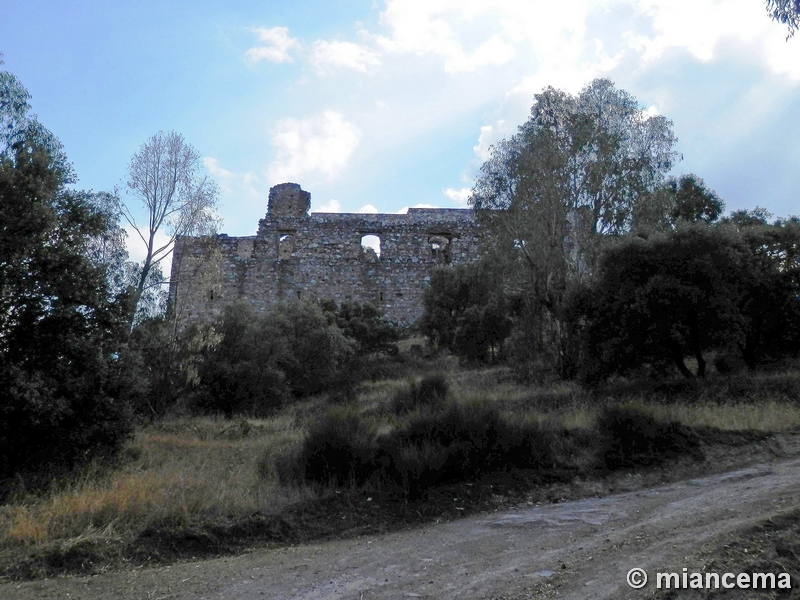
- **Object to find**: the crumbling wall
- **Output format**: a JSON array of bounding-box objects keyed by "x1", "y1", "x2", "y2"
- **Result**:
[{"x1": 169, "y1": 183, "x2": 482, "y2": 327}]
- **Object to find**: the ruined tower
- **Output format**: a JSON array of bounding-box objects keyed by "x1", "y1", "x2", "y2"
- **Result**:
[{"x1": 169, "y1": 183, "x2": 481, "y2": 327}]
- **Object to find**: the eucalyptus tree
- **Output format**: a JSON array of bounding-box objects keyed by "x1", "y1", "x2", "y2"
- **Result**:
[
  {"x1": 633, "y1": 174, "x2": 724, "y2": 234},
  {"x1": 767, "y1": 0, "x2": 800, "y2": 37},
  {"x1": 0, "y1": 54, "x2": 71, "y2": 179},
  {"x1": 471, "y1": 78, "x2": 680, "y2": 377}
]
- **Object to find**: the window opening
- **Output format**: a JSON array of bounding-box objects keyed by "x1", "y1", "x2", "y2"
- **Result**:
[
  {"x1": 278, "y1": 233, "x2": 294, "y2": 259},
  {"x1": 428, "y1": 235, "x2": 452, "y2": 264},
  {"x1": 360, "y1": 234, "x2": 381, "y2": 260}
]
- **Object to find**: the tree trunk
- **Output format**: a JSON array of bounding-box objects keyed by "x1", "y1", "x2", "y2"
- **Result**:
[
  {"x1": 670, "y1": 341, "x2": 693, "y2": 378},
  {"x1": 688, "y1": 311, "x2": 706, "y2": 378}
]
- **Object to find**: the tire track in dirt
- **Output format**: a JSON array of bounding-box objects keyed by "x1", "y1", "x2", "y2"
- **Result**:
[{"x1": 3, "y1": 458, "x2": 800, "y2": 600}]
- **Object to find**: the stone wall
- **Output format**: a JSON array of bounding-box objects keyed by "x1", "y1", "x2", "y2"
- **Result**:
[{"x1": 169, "y1": 183, "x2": 482, "y2": 327}]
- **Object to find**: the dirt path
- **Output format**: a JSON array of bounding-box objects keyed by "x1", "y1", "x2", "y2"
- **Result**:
[{"x1": 4, "y1": 456, "x2": 800, "y2": 600}]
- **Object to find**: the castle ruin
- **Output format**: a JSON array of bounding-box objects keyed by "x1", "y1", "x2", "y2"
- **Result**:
[{"x1": 168, "y1": 183, "x2": 482, "y2": 327}]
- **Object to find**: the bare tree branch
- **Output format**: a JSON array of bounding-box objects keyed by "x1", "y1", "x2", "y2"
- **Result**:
[{"x1": 123, "y1": 130, "x2": 221, "y2": 319}]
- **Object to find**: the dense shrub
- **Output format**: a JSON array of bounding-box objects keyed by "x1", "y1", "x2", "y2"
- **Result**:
[
  {"x1": 320, "y1": 300, "x2": 400, "y2": 356},
  {"x1": 1, "y1": 365, "x2": 133, "y2": 487},
  {"x1": 272, "y1": 301, "x2": 356, "y2": 396},
  {"x1": 283, "y1": 407, "x2": 377, "y2": 487},
  {"x1": 192, "y1": 301, "x2": 355, "y2": 416},
  {"x1": 420, "y1": 261, "x2": 512, "y2": 363},
  {"x1": 596, "y1": 405, "x2": 703, "y2": 470},
  {"x1": 279, "y1": 401, "x2": 562, "y2": 500},
  {"x1": 391, "y1": 373, "x2": 449, "y2": 414},
  {"x1": 382, "y1": 404, "x2": 560, "y2": 499},
  {"x1": 1, "y1": 135, "x2": 133, "y2": 484}
]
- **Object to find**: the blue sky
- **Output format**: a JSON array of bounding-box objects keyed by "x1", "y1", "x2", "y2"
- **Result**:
[{"x1": 2, "y1": 0, "x2": 799, "y2": 263}]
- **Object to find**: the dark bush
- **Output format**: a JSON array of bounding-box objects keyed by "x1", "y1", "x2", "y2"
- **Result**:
[
  {"x1": 320, "y1": 300, "x2": 401, "y2": 356},
  {"x1": 198, "y1": 360, "x2": 290, "y2": 417},
  {"x1": 596, "y1": 405, "x2": 702, "y2": 470},
  {"x1": 285, "y1": 408, "x2": 377, "y2": 487},
  {"x1": 278, "y1": 400, "x2": 562, "y2": 500},
  {"x1": 0, "y1": 138, "x2": 134, "y2": 485},
  {"x1": 381, "y1": 403, "x2": 558, "y2": 499},
  {"x1": 712, "y1": 352, "x2": 748, "y2": 375},
  {"x1": 391, "y1": 373, "x2": 449, "y2": 414}
]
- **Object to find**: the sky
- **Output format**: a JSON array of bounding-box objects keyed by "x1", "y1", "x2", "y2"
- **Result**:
[{"x1": 2, "y1": 0, "x2": 800, "y2": 264}]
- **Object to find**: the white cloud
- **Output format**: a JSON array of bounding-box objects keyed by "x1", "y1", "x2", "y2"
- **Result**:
[
  {"x1": 357, "y1": 204, "x2": 379, "y2": 213},
  {"x1": 203, "y1": 157, "x2": 262, "y2": 201},
  {"x1": 629, "y1": 0, "x2": 800, "y2": 79},
  {"x1": 203, "y1": 157, "x2": 234, "y2": 179},
  {"x1": 473, "y1": 123, "x2": 502, "y2": 160},
  {"x1": 643, "y1": 105, "x2": 660, "y2": 117},
  {"x1": 443, "y1": 187, "x2": 472, "y2": 206},
  {"x1": 360, "y1": 234, "x2": 382, "y2": 255},
  {"x1": 311, "y1": 40, "x2": 381, "y2": 74},
  {"x1": 267, "y1": 110, "x2": 361, "y2": 183},
  {"x1": 312, "y1": 198, "x2": 341, "y2": 213},
  {"x1": 375, "y1": 1, "x2": 519, "y2": 73},
  {"x1": 246, "y1": 26, "x2": 301, "y2": 64}
]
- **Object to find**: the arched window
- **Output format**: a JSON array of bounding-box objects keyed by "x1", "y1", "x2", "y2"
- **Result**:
[
  {"x1": 361, "y1": 234, "x2": 381, "y2": 260},
  {"x1": 428, "y1": 235, "x2": 452, "y2": 264}
]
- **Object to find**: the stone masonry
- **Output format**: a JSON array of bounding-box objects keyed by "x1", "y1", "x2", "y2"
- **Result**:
[{"x1": 169, "y1": 183, "x2": 482, "y2": 327}]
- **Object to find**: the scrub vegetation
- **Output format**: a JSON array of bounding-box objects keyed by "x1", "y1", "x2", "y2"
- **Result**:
[{"x1": 2, "y1": 64, "x2": 800, "y2": 582}]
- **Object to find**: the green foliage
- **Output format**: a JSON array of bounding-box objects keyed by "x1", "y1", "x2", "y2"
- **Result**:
[
  {"x1": 383, "y1": 403, "x2": 560, "y2": 499},
  {"x1": 420, "y1": 260, "x2": 512, "y2": 362},
  {"x1": 282, "y1": 400, "x2": 560, "y2": 501},
  {"x1": 471, "y1": 79, "x2": 679, "y2": 378},
  {"x1": 280, "y1": 406, "x2": 377, "y2": 487},
  {"x1": 270, "y1": 301, "x2": 356, "y2": 396},
  {"x1": 195, "y1": 302, "x2": 290, "y2": 416},
  {"x1": 735, "y1": 217, "x2": 800, "y2": 364},
  {"x1": 192, "y1": 301, "x2": 355, "y2": 416},
  {"x1": 391, "y1": 373, "x2": 449, "y2": 414},
  {"x1": 586, "y1": 222, "x2": 800, "y2": 381},
  {"x1": 320, "y1": 300, "x2": 400, "y2": 356},
  {"x1": 634, "y1": 174, "x2": 724, "y2": 233},
  {"x1": 596, "y1": 406, "x2": 702, "y2": 470},
  {"x1": 0, "y1": 55, "x2": 72, "y2": 180},
  {"x1": 668, "y1": 174, "x2": 724, "y2": 224},
  {"x1": 116, "y1": 315, "x2": 221, "y2": 418},
  {"x1": 586, "y1": 225, "x2": 747, "y2": 379},
  {"x1": 0, "y1": 138, "x2": 132, "y2": 482}
]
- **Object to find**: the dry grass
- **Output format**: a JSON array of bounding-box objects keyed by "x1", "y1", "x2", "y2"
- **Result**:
[
  {"x1": 2, "y1": 362, "x2": 799, "y2": 576},
  {"x1": 647, "y1": 400, "x2": 800, "y2": 432},
  {"x1": 0, "y1": 414, "x2": 310, "y2": 552}
]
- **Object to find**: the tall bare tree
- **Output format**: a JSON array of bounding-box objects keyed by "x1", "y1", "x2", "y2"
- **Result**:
[{"x1": 122, "y1": 130, "x2": 220, "y2": 315}]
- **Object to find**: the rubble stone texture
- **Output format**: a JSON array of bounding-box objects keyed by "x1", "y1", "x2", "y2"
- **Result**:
[{"x1": 168, "y1": 183, "x2": 482, "y2": 326}]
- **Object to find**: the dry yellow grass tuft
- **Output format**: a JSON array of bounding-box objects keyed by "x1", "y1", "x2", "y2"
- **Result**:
[
  {"x1": 2, "y1": 365, "x2": 799, "y2": 576},
  {"x1": 0, "y1": 415, "x2": 309, "y2": 550}
]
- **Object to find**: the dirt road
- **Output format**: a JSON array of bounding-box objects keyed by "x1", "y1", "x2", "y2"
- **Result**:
[{"x1": 4, "y1": 456, "x2": 800, "y2": 600}]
